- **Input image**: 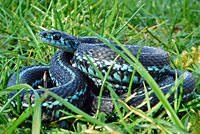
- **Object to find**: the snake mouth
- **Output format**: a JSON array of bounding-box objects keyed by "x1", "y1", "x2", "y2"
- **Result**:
[{"x1": 38, "y1": 30, "x2": 56, "y2": 42}]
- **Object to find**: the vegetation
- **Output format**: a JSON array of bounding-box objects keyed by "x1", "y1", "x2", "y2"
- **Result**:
[{"x1": 0, "y1": 0, "x2": 200, "y2": 133}]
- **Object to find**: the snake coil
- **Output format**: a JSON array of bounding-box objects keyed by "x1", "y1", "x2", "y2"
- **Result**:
[{"x1": 7, "y1": 30, "x2": 196, "y2": 120}]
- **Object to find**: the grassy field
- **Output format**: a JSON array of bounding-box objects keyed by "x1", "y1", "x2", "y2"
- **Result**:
[{"x1": 0, "y1": 0, "x2": 200, "y2": 133}]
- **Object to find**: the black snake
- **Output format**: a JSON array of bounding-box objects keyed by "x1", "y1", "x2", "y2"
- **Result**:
[{"x1": 7, "y1": 30, "x2": 196, "y2": 120}]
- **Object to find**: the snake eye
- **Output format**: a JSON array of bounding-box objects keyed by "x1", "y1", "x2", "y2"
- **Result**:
[{"x1": 53, "y1": 32, "x2": 61, "y2": 40}]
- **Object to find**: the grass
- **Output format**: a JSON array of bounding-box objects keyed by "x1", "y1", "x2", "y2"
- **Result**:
[{"x1": 0, "y1": 0, "x2": 200, "y2": 133}]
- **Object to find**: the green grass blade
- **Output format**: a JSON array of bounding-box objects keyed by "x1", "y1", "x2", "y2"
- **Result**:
[
  {"x1": 32, "y1": 90, "x2": 42, "y2": 134},
  {"x1": 115, "y1": 4, "x2": 145, "y2": 35}
]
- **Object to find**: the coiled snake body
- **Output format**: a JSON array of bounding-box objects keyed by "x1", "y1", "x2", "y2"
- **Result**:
[{"x1": 7, "y1": 30, "x2": 196, "y2": 120}]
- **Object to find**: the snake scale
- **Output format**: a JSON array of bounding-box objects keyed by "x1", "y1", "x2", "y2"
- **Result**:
[{"x1": 7, "y1": 30, "x2": 196, "y2": 120}]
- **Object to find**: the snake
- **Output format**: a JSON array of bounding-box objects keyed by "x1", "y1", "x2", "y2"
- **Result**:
[{"x1": 7, "y1": 30, "x2": 196, "y2": 120}]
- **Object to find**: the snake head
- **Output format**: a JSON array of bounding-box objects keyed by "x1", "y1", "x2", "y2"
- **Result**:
[{"x1": 38, "y1": 30, "x2": 80, "y2": 53}]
